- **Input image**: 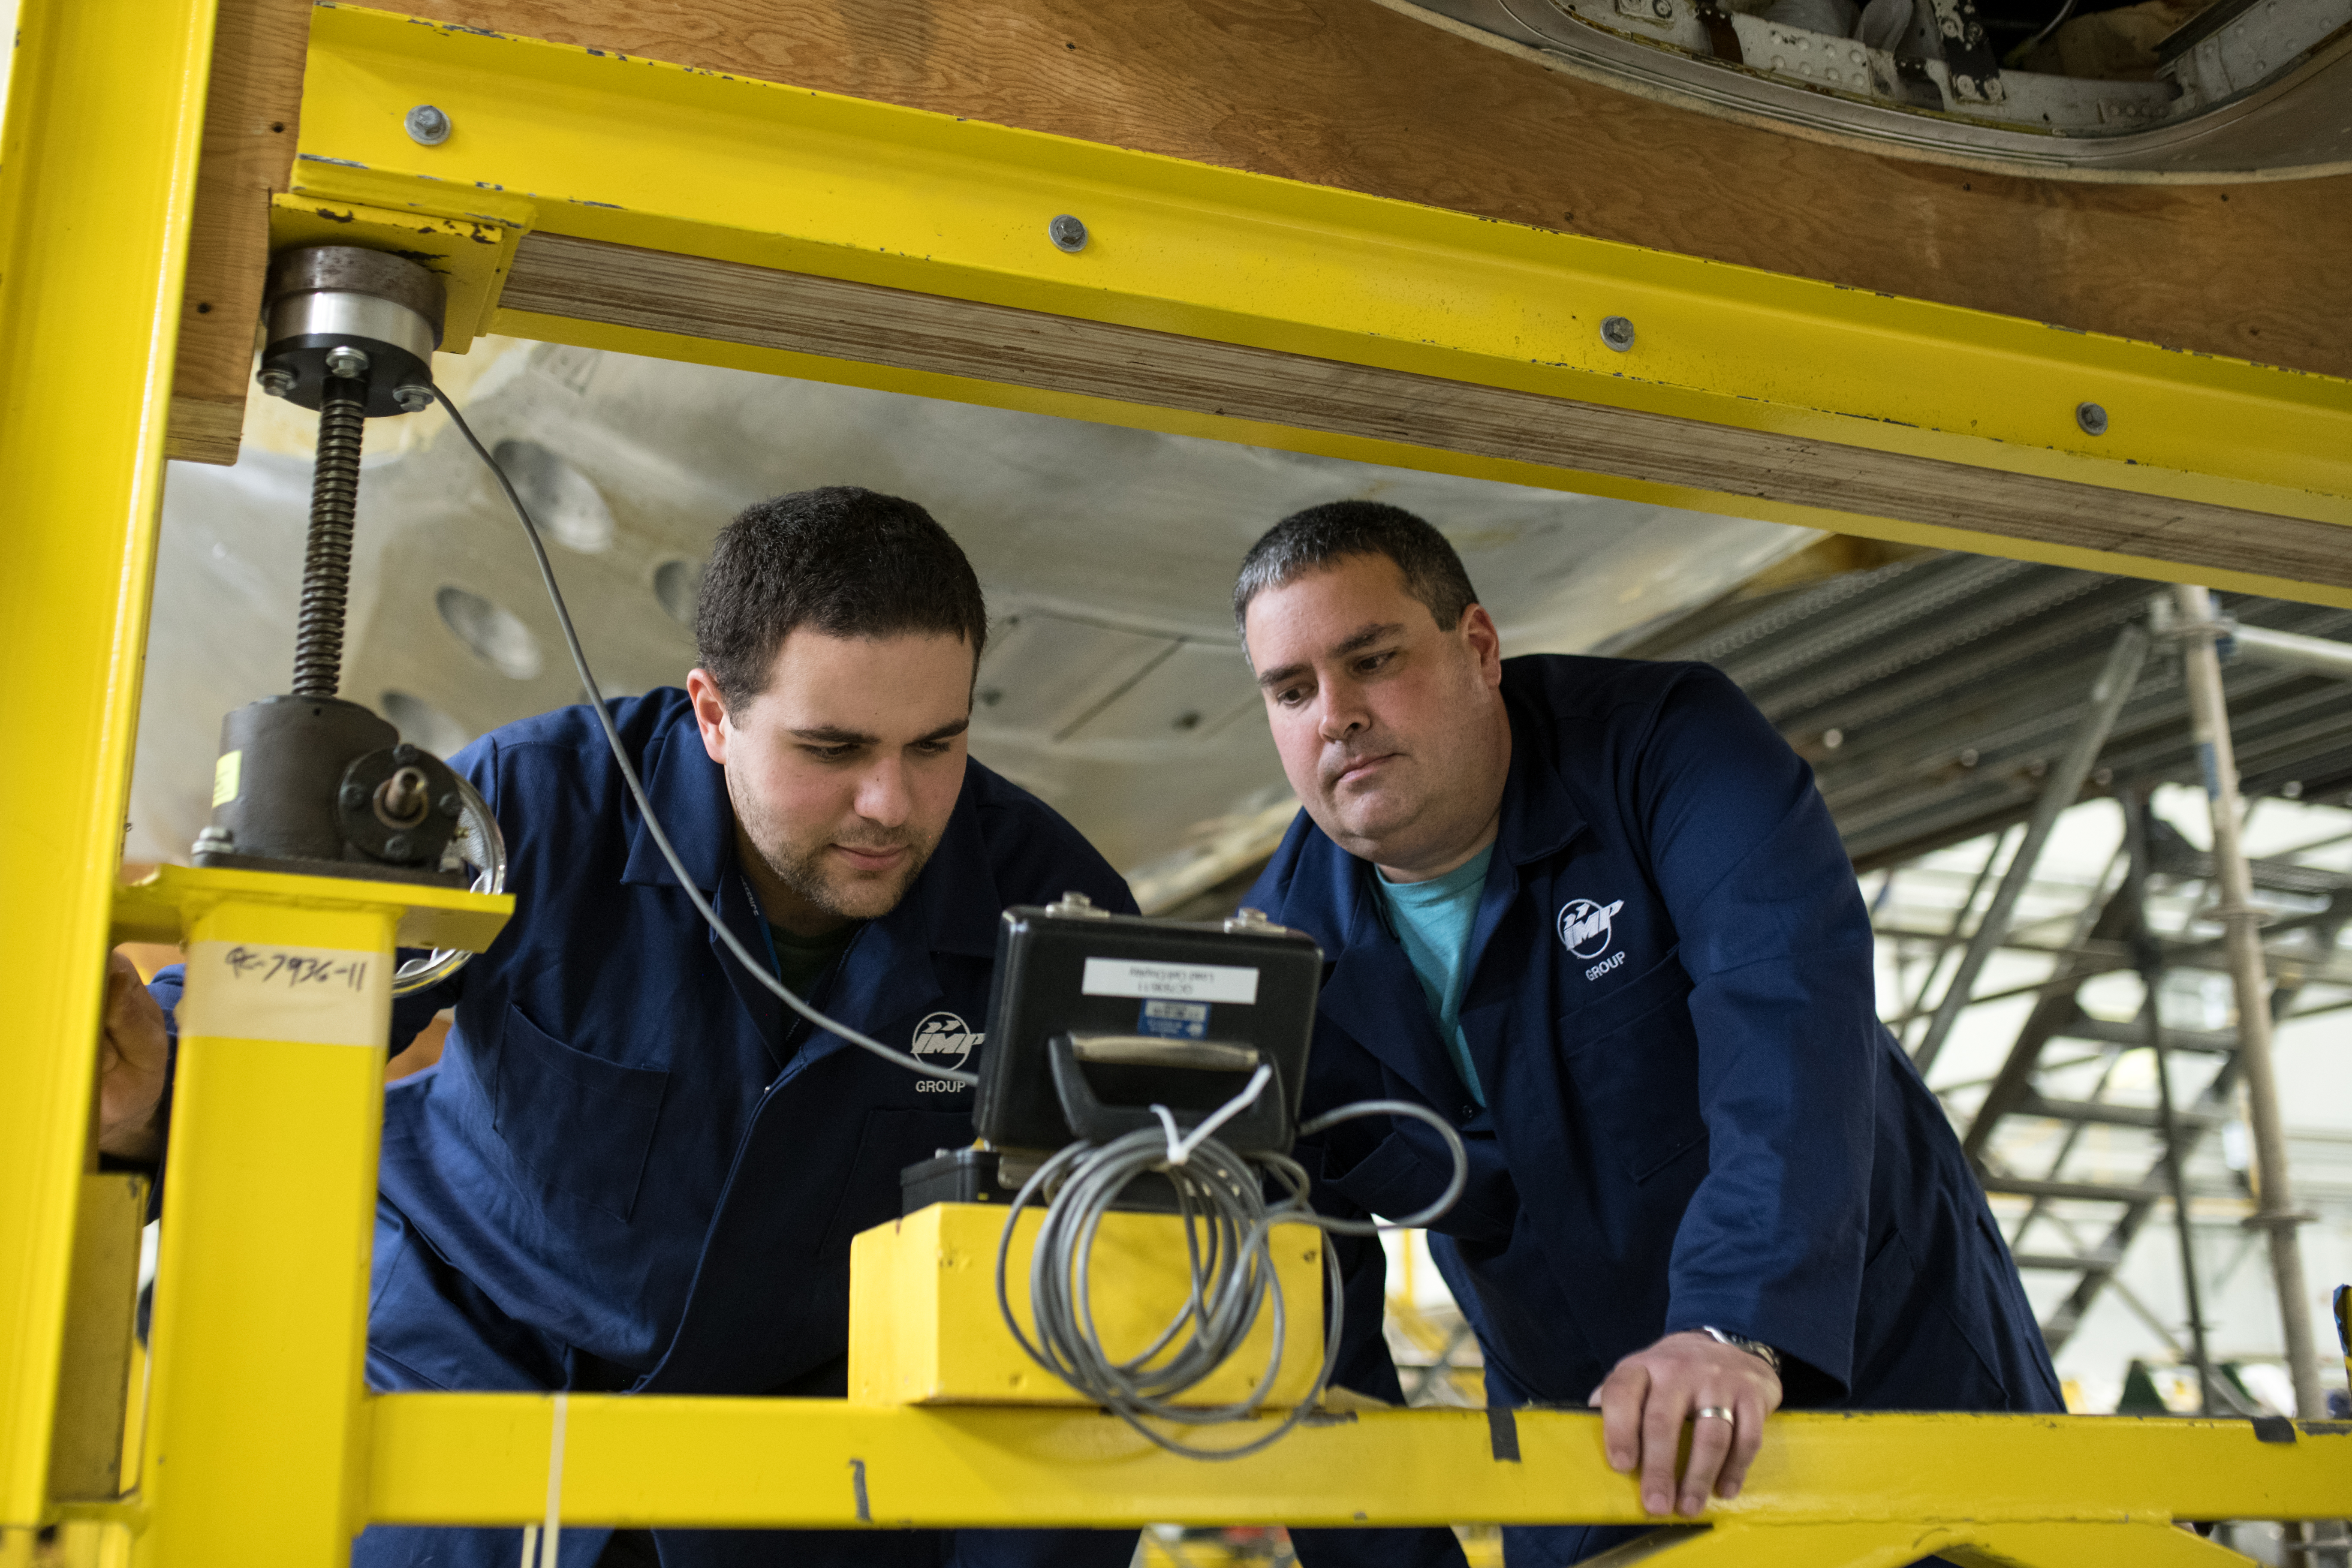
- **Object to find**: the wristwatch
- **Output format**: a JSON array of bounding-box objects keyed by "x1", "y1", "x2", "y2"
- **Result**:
[{"x1": 1700, "y1": 1325, "x2": 1783, "y2": 1375}]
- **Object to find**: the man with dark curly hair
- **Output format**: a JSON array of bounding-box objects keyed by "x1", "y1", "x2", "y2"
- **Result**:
[{"x1": 100, "y1": 488, "x2": 1138, "y2": 1568}]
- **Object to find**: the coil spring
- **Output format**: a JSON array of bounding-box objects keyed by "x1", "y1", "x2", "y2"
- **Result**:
[{"x1": 291, "y1": 379, "x2": 368, "y2": 698}]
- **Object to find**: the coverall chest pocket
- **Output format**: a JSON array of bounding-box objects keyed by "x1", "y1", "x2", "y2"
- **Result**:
[
  {"x1": 1557, "y1": 951, "x2": 1707, "y2": 1184},
  {"x1": 493, "y1": 1004, "x2": 671, "y2": 1222}
]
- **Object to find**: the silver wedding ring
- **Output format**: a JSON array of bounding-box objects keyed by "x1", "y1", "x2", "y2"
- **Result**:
[{"x1": 1692, "y1": 1405, "x2": 1736, "y2": 1424}]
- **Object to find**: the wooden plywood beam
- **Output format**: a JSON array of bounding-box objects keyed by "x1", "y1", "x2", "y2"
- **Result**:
[
  {"x1": 166, "y1": 0, "x2": 309, "y2": 465},
  {"x1": 389, "y1": 0, "x2": 2352, "y2": 381},
  {"x1": 281, "y1": 5, "x2": 2348, "y2": 604},
  {"x1": 501, "y1": 231, "x2": 2352, "y2": 593}
]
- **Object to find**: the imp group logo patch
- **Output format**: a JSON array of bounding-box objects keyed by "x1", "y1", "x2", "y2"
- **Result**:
[
  {"x1": 1557, "y1": 898, "x2": 1626, "y2": 961},
  {"x1": 911, "y1": 1011, "x2": 982, "y2": 1069}
]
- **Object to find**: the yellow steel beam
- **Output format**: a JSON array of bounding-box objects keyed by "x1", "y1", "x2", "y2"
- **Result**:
[
  {"x1": 1945, "y1": 1521, "x2": 2261, "y2": 1568},
  {"x1": 849, "y1": 1204, "x2": 1325, "y2": 1409},
  {"x1": 368, "y1": 1397, "x2": 2352, "y2": 1531},
  {"x1": 131, "y1": 869, "x2": 510, "y2": 1565},
  {"x1": 0, "y1": 0, "x2": 220, "y2": 1527},
  {"x1": 113, "y1": 861, "x2": 515, "y2": 953},
  {"x1": 277, "y1": 6, "x2": 2352, "y2": 605}
]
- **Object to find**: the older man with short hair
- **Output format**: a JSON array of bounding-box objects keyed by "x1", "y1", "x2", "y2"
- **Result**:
[{"x1": 1234, "y1": 501, "x2": 2060, "y2": 1568}]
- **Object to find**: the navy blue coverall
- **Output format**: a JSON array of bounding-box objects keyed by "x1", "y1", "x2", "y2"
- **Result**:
[
  {"x1": 1245, "y1": 656, "x2": 2063, "y2": 1568},
  {"x1": 150, "y1": 690, "x2": 1140, "y2": 1568}
]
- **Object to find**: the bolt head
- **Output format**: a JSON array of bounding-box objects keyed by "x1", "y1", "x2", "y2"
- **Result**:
[
  {"x1": 392, "y1": 744, "x2": 420, "y2": 764},
  {"x1": 385, "y1": 833, "x2": 413, "y2": 859},
  {"x1": 393, "y1": 383, "x2": 434, "y2": 415},
  {"x1": 1601, "y1": 315, "x2": 1637, "y2": 352},
  {"x1": 340, "y1": 784, "x2": 367, "y2": 810},
  {"x1": 1653, "y1": 0, "x2": 1674, "y2": 16},
  {"x1": 257, "y1": 367, "x2": 297, "y2": 398},
  {"x1": 437, "y1": 792, "x2": 464, "y2": 819},
  {"x1": 405, "y1": 104, "x2": 452, "y2": 146},
  {"x1": 325, "y1": 345, "x2": 370, "y2": 380},
  {"x1": 1048, "y1": 214, "x2": 1088, "y2": 253},
  {"x1": 2076, "y1": 401, "x2": 2109, "y2": 436}
]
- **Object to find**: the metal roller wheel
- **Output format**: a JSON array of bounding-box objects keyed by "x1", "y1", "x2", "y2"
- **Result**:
[{"x1": 392, "y1": 770, "x2": 506, "y2": 997}]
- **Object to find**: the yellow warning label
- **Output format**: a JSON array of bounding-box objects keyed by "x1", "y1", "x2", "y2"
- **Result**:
[{"x1": 212, "y1": 749, "x2": 242, "y2": 808}]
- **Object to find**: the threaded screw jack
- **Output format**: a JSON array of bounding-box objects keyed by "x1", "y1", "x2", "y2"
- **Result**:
[{"x1": 291, "y1": 374, "x2": 368, "y2": 698}]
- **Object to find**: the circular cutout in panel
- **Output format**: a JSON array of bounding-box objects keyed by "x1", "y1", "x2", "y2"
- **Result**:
[
  {"x1": 653, "y1": 557, "x2": 704, "y2": 627},
  {"x1": 436, "y1": 585, "x2": 545, "y2": 680},
  {"x1": 491, "y1": 438, "x2": 615, "y2": 554},
  {"x1": 380, "y1": 689, "x2": 474, "y2": 756}
]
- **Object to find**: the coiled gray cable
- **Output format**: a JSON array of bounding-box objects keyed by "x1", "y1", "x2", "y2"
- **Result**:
[{"x1": 997, "y1": 1096, "x2": 1470, "y2": 1459}]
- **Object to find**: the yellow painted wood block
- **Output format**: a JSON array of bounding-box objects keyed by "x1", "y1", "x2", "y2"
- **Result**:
[{"x1": 849, "y1": 1201, "x2": 1323, "y2": 1408}]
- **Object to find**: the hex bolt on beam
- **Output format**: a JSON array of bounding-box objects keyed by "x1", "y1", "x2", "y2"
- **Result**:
[{"x1": 406, "y1": 103, "x2": 452, "y2": 145}]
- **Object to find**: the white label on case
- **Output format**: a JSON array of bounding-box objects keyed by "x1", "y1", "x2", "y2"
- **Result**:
[
  {"x1": 1081, "y1": 958, "x2": 1259, "y2": 1005},
  {"x1": 177, "y1": 940, "x2": 390, "y2": 1047}
]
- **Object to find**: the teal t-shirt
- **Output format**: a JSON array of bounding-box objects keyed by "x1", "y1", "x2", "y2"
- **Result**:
[{"x1": 1373, "y1": 845, "x2": 1494, "y2": 1107}]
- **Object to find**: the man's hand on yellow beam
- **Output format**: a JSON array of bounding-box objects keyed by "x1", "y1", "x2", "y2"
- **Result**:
[
  {"x1": 98, "y1": 948, "x2": 167, "y2": 1162},
  {"x1": 1589, "y1": 1330, "x2": 1783, "y2": 1518}
]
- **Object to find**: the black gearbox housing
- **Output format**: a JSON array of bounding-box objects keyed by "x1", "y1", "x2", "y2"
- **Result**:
[{"x1": 196, "y1": 695, "x2": 467, "y2": 887}]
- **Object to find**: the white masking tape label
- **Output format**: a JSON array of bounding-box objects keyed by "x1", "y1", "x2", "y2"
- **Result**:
[
  {"x1": 178, "y1": 940, "x2": 390, "y2": 1047},
  {"x1": 1081, "y1": 957, "x2": 1259, "y2": 1005}
]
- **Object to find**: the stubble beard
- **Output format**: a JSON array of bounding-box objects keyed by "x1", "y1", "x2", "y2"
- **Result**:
[
  {"x1": 770, "y1": 831, "x2": 933, "y2": 923},
  {"x1": 730, "y1": 775, "x2": 938, "y2": 924}
]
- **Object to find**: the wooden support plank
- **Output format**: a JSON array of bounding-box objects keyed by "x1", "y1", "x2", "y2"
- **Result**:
[
  {"x1": 165, "y1": 0, "x2": 309, "y2": 466},
  {"x1": 502, "y1": 230, "x2": 2352, "y2": 591},
  {"x1": 45, "y1": 1177, "x2": 148, "y2": 1502},
  {"x1": 393, "y1": 0, "x2": 2352, "y2": 380}
]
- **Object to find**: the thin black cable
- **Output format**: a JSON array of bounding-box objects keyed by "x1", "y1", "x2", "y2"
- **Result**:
[{"x1": 432, "y1": 385, "x2": 975, "y2": 1085}]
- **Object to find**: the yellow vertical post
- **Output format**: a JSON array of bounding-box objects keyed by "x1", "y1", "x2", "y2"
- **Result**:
[
  {"x1": 124, "y1": 870, "x2": 505, "y2": 1566},
  {"x1": 0, "y1": 0, "x2": 220, "y2": 1527}
]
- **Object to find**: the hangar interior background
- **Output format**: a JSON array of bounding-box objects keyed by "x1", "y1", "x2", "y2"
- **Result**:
[{"x1": 124, "y1": 337, "x2": 2352, "y2": 1490}]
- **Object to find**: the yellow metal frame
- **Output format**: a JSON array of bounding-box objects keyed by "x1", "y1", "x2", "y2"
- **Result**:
[
  {"x1": 847, "y1": 1204, "x2": 1324, "y2": 1409},
  {"x1": 6, "y1": 0, "x2": 2351, "y2": 1559},
  {"x1": 367, "y1": 1399, "x2": 2349, "y2": 1538},
  {"x1": 280, "y1": 5, "x2": 2352, "y2": 605},
  {"x1": 120, "y1": 869, "x2": 512, "y2": 1564},
  {"x1": 0, "y1": 0, "x2": 221, "y2": 1529}
]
